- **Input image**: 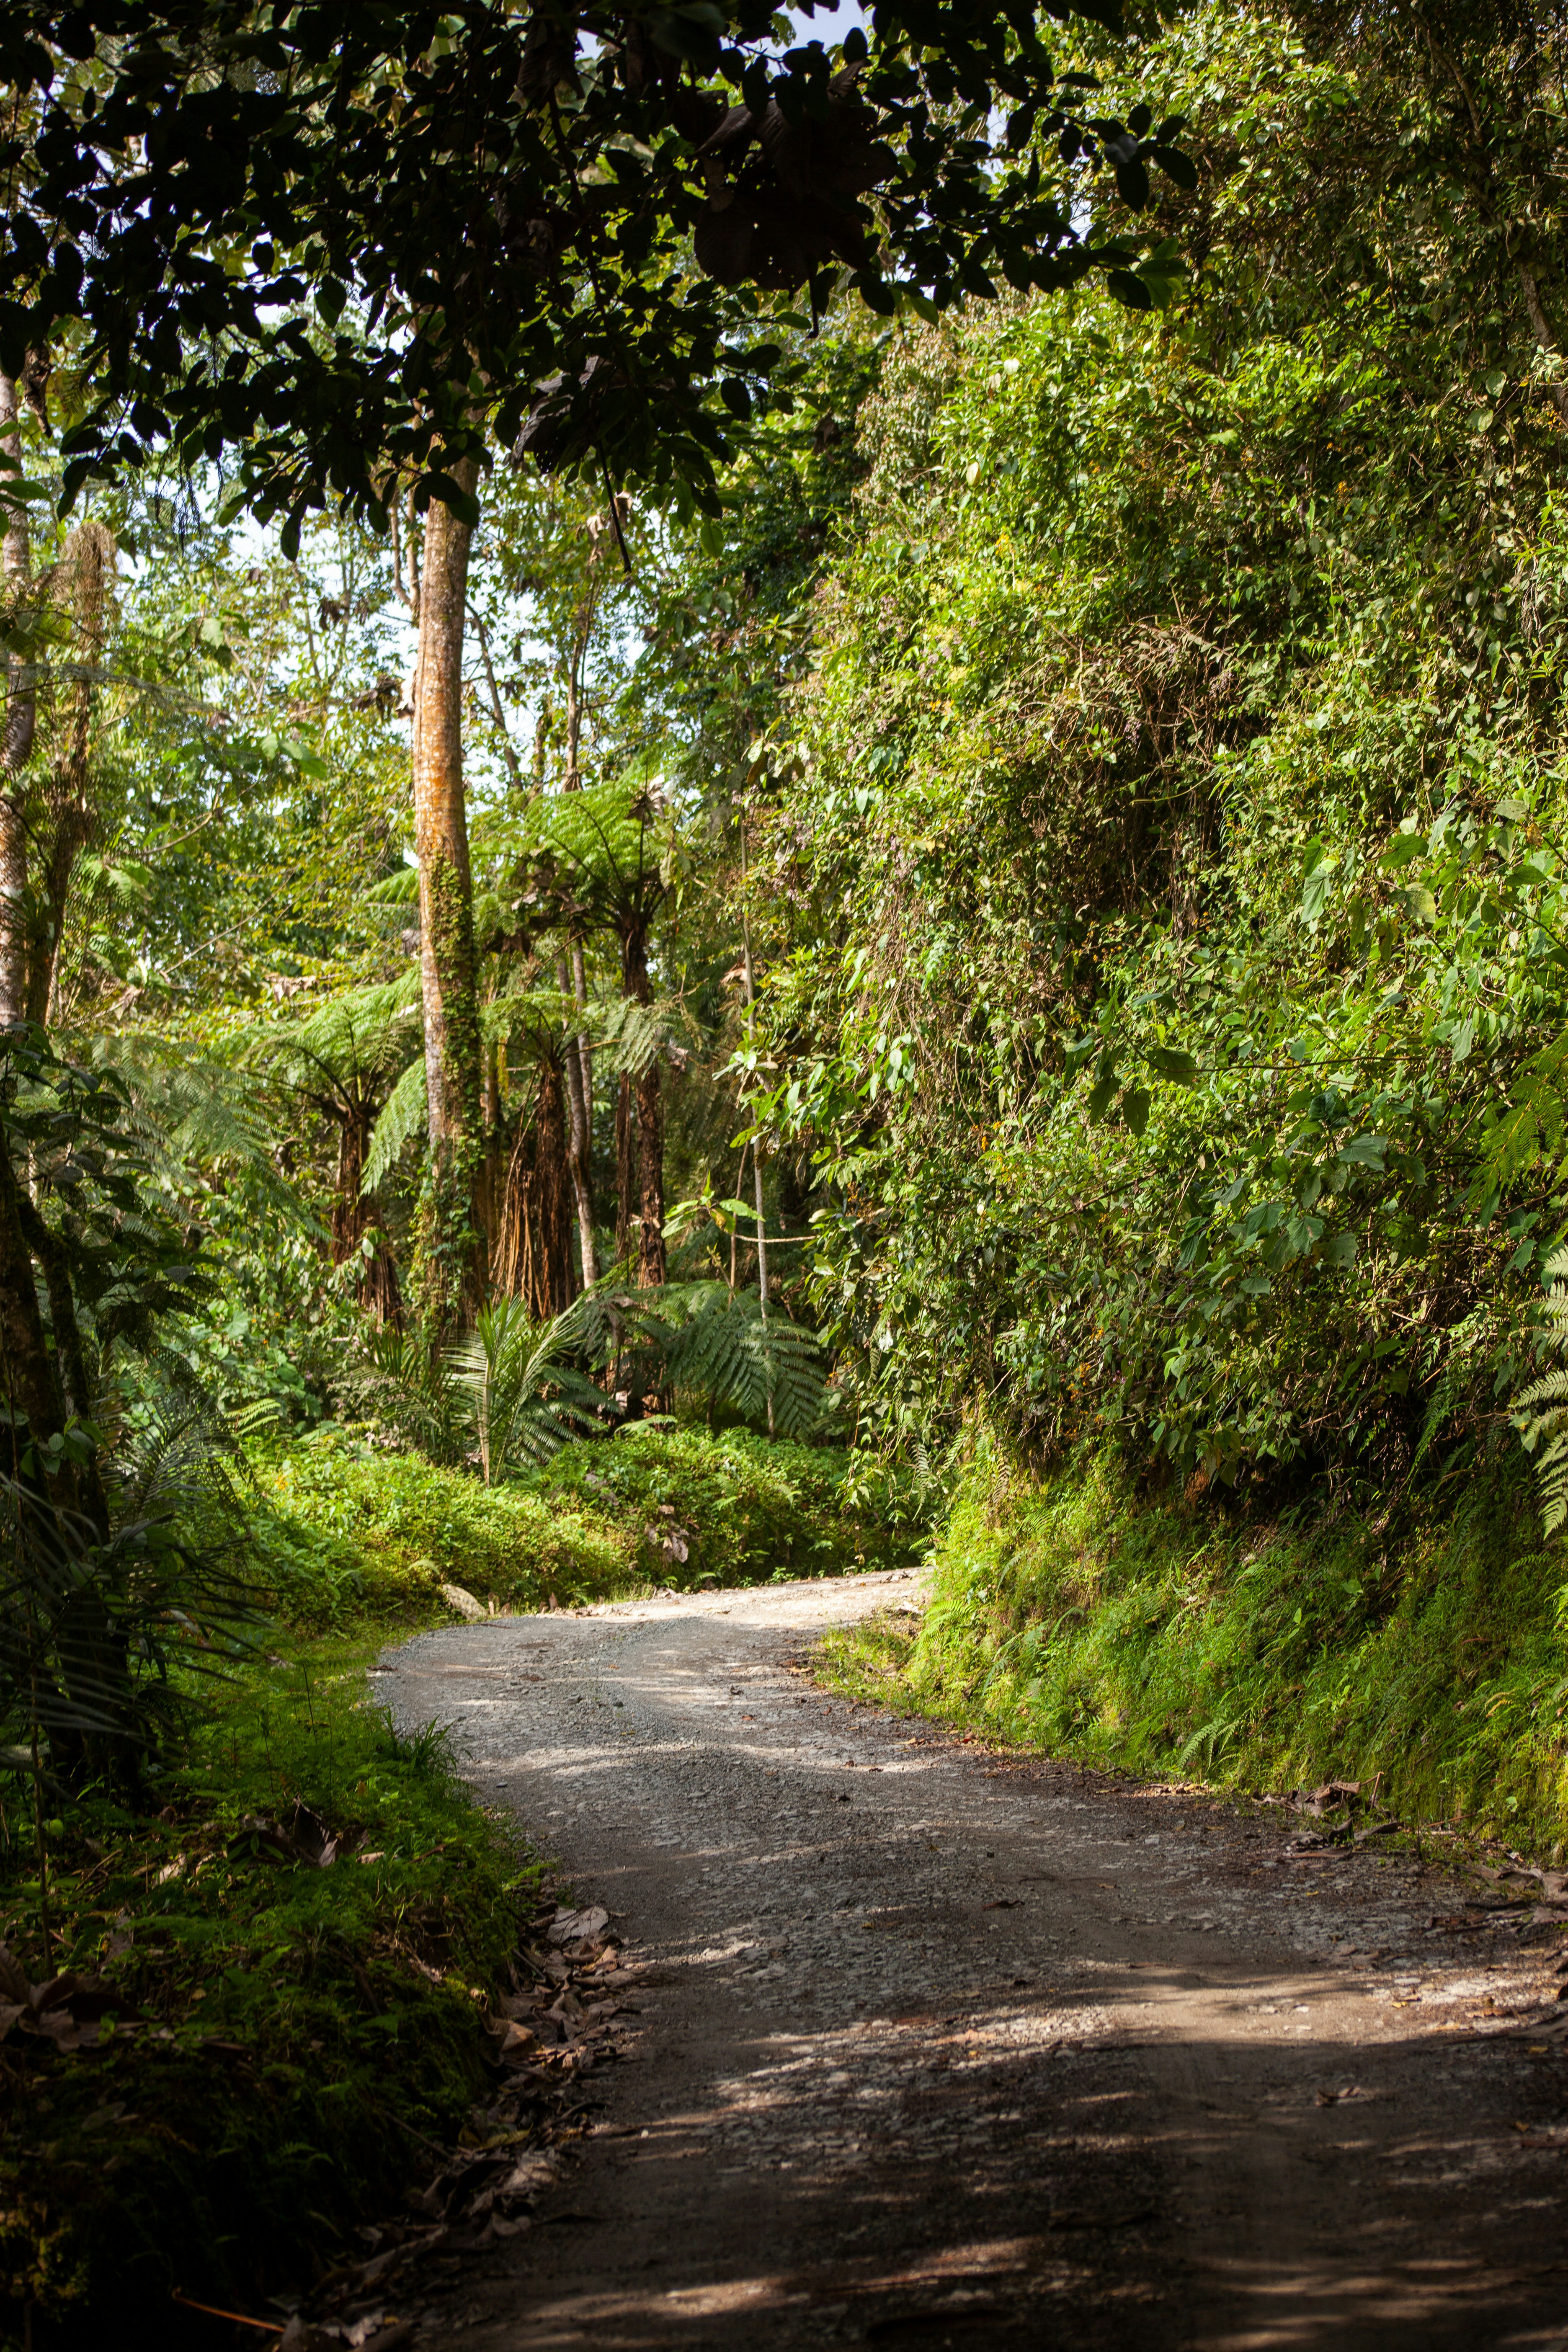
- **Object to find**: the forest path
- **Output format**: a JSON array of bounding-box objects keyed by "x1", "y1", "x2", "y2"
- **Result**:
[{"x1": 386, "y1": 1569, "x2": 1568, "y2": 2352}]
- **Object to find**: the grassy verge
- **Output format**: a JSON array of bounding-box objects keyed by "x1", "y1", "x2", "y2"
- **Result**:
[
  {"x1": 0, "y1": 1631, "x2": 543, "y2": 2350},
  {"x1": 815, "y1": 1442, "x2": 1568, "y2": 1856}
]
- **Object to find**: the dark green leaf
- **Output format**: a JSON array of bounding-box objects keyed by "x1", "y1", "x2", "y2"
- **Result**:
[
  {"x1": 1149, "y1": 144, "x2": 1199, "y2": 192},
  {"x1": 1105, "y1": 269, "x2": 1152, "y2": 311}
]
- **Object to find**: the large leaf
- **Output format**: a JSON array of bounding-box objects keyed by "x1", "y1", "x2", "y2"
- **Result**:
[{"x1": 362, "y1": 1055, "x2": 427, "y2": 1194}]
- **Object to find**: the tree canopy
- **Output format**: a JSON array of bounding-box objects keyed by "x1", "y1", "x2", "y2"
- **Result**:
[{"x1": 0, "y1": 2, "x2": 1191, "y2": 539}]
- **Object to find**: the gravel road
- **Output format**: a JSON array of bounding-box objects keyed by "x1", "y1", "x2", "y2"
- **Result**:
[{"x1": 384, "y1": 1568, "x2": 1568, "y2": 2351}]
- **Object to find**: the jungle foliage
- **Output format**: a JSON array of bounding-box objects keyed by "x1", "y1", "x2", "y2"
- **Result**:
[
  {"x1": 755, "y1": 0, "x2": 1568, "y2": 1503},
  {"x1": 11, "y1": 0, "x2": 1568, "y2": 2332}
]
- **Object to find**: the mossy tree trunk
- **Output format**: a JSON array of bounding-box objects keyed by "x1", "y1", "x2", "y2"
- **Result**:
[
  {"x1": 0, "y1": 376, "x2": 34, "y2": 1028},
  {"x1": 412, "y1": 460, "x2": 484, "y2": 1322}
]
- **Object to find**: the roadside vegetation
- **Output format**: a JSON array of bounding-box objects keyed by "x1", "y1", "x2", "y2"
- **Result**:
[
  {"x1": 6, "y1": 0, "x2": 1568, "y2": 2339},
  {"x1": 1, "y1": 1642, "x2": 534, "y2": 2345},
  {"x1": 818, "y1": 1441, "x2": 1568, "y2": 1854}
]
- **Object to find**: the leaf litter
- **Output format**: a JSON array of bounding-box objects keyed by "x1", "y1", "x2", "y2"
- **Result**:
[{"x1": 269, "y1": 1891, "x2": 643, "y2": 2350}]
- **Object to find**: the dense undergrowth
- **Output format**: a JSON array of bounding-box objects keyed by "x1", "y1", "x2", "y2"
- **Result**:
[
  {"x1": 526, "y1": 1422, "x2": 924, "y2": 1588},
  {"x1": 818, "y1": 1443, "x2": 1568, "y2": 1854},
  {"x1": 0, "y1": 1418, "x2": 917, "y2": 2347},
  {"x1": 0, "y1": 1635, "x2": 537, "y2": 2350},
  {"x1": 257, "y1": 1422, "x2": 924, "y2": 1622}
]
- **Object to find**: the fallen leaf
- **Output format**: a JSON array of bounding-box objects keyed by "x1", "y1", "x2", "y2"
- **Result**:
[{"x1": 548, "y1": 1906, "x2": 609, "y2": 1946}]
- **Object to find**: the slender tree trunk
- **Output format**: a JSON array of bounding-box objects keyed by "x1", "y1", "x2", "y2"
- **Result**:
[
  {"x1": 412, "y1": 458, "x2": 485, "y2": 1313},
  {"x1": 562, "y1": 627, "x2": 596, "y2": 1233},
  {"x1": 622, "y1": 925, "x2": 665, "y2": 1288},
  {"x1": 616, "y1": 1070, "x2": 634, "y2": 1262},
  {"x1": 0, "y1": 378, "x2": 33, "y2": 1027},
  {"x1": 534, "y1": 1053, "x2": 575, "y2": 1314},
  {"x1": 483, "y1": 1032, "x2": 502, "y2": 1251},
  {"x1": 558, "y1": 953, "x2": 597, "y2": 1285},
  {"x1": 636, "y1": 1058, "x2": 666, "y2": 1289},
  {"x1": 739, "y1": 820, "x2": 772, "y2": 1428},
  {"x1": 26, "y1": 523, "x2": 113, "y2": 1029}
]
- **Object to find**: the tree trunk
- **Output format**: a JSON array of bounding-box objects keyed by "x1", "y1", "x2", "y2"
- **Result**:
[
  {"x1": 622, "y1": 926, "x2": 665, "y2": 1288},
  {"x1": 28, "y1": 523, "x2": 115, "y2": 1029},
  {"x1": 0, "y1": 377, "x2": 33, "y2": 1027},
  {"x1": 331, "y1": 1096, "x2": 402, "y2": 1325},
  {"x1": 558, "y1": 953, "x2": 597, "y2": 1285},
  {"x1": 563, "y1": 577, "x2": 597, "y2": 1155},
  {"x1": 494, "y1": 1053, "x2": 575, "y2": 1317},
  {"x1": 412, "y1": 458, "x2": 484, "y2": 1314},
  {"x1": 616, "y1": 1070, "x2": 634, "y2": 1262},
  {"x1": 0, "y1": 1122, "x2": 73, "y2": 1486},
  {"x1": 636, "y1": 1059, "x2": 666, "y2": 1289},
  {"x1": 483, "y1": 1032, "x2": 502, "y2": 1255}
]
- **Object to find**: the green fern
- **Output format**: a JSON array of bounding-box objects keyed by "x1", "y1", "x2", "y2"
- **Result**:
[
  {"x1": 655, "y1": 1282, "x2": 828, "y2": 1439},
  {"x1": 363, "y1": 1056, "x2": 428, "y2": 1193},
  {"x1": 1514, "y1": 1248, "x2": 1568, "y2": 1530}
]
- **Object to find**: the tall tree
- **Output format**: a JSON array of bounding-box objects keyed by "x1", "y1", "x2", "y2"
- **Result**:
[
  {"x1": 410, "y1": 456, "x2": 486, "y2": 1312},
  {"x1": 0, "y1": 373, "x2": 34, "y2": 1024}
]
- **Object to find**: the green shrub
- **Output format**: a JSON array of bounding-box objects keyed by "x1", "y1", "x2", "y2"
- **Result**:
[
  {"x1": 525, "y1": 1422, "x2": 925, "y2": 1589},
  {"x1": 820, "y1": 1440, "x2": 1568, "y2": 1852},
  {"x1": 254, "y1": 1429, "x2": 632, "y2": 1627},
  {"x1": 0, "y1": 1638, "x2": 539, "y2": 2347}
]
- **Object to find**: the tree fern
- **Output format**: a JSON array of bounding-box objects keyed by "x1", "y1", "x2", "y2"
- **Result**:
[
  {"x1": 655, "y1": 1282, "x2": 828, "y2": 1439},
  {"x1": 363, "y1": 1055, "x2": 428, "y2": 1193},
  {"x1": 1514, "y1": 1248, "x2": 1568, "y2": 1529}
]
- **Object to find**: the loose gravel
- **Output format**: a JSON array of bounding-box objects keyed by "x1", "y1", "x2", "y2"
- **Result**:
[{"x1": 383, "y1": 1568, "x2": 1568, "y2": 2350}]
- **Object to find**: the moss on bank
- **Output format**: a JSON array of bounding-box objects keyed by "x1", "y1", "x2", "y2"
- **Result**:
[{"x1": 816, "y1": 1444, "x2": 1568, "y2": 1854}]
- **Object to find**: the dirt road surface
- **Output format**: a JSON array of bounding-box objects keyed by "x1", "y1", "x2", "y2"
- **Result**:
[{"x1": 384, "y1": 1568, "x2": 1568, "y2": 2351}]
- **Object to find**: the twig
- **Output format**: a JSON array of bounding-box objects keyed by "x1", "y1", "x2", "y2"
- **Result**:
[{"x1": 170, "y1": 2290, "x2": 282, "y2": 2334}]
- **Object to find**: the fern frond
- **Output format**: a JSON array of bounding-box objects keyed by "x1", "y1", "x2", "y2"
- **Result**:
[
  {"x1": 362, "y1": 1055, "x2": 427, "y2": 1193},
  {"x1": 655, "y1": 1282, "x2": 828, "y2": 1438},
  {"x1": 1513, "y1": 1251, "x2": 1568, "y2": 1528}
]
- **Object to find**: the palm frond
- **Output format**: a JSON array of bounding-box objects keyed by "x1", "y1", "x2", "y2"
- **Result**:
[
  {"x1": 444, "y1": 1296, "x2": 602, "y2": 1483},
  {"x1": 342, "y1": 1326, "x2": 466, "y2": 1465}
]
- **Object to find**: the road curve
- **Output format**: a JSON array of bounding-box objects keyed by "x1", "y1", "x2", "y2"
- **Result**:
[{"x1": 384, "y1": 1568, "x2": 1568, "y2": 2352}]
